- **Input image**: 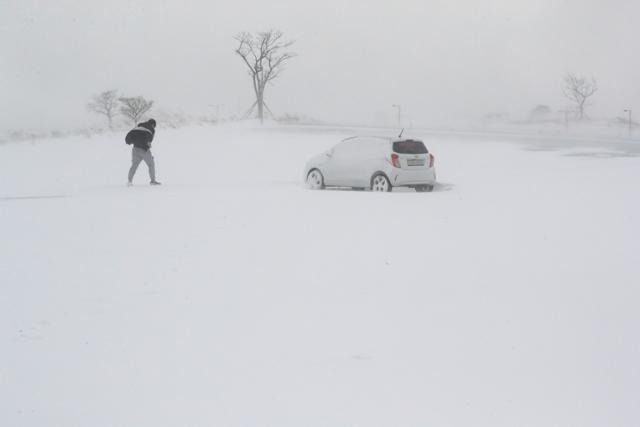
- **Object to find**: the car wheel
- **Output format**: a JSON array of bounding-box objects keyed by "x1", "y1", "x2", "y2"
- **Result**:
[
  {"x1": 371, "y1": 174, "x2": 392, "y2": 192},
  {"x1": 415, "y1": 184, "x2": 434, "y2": 192},
  {"x1": 307, "y1": 169, "x2": 325, "y2": 190}
]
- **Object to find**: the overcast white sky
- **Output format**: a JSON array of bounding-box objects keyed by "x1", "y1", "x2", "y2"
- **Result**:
[{"x1": 1, "y1": 0, "x2": 639, "y2": 130}]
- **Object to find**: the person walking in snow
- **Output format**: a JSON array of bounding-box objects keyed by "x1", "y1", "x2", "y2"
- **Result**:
[{"x1": 126, "y1": 118, "x2": 161, "y2": 186}]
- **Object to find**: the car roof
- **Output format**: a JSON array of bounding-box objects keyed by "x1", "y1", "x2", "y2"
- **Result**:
[{"x1": 341, "y1": 136, "x2": 422, "y2": 144}]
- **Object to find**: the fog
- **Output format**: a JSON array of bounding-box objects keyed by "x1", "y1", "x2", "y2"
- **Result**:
[{"x1": 2, "y1": 0, "x2": 639, "y2": 131}]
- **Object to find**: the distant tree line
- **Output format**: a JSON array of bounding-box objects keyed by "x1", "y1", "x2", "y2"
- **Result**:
[
  {"x1": 87, "y1": 31, "x2": 630, "y2": 133},
  {"x1": 489, "y1": 73, "x2": 603, "y2": 125},
  {"x1": 524, "y1": 74, "x2": 599, "y2": 123},
  {"x1": 87, "y1": 90, "x2": 154, "y2": 129}
]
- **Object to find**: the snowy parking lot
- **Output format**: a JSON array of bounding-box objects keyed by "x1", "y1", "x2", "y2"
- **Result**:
[{"x1": 1, "y1": 124, "x2": 639, "y2": 426}]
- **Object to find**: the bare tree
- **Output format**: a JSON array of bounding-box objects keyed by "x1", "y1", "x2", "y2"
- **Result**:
[
  {"x1": 119, "y1": 96, "x2": 154, "y2": 125},
  {"x1": 87, "y1": 90, "x2": 119, "y2": 129},
  {"x1": 563, "y1": 74, "x2": 598, "y2": 120},
  {"x1": 234, "y1": 30, "x2": 295, "y2": 124}
]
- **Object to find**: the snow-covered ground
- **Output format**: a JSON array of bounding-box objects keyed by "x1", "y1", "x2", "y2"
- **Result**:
[{"x1": 1, "y1": 124, "x2": 639, "y2": 426}]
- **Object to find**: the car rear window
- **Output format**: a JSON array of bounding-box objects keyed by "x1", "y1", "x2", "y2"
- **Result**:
[{"x1": 393, "y1": 140, "x2": 428, "y2": 154}]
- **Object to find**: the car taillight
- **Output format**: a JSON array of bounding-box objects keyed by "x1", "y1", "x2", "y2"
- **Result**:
[
  {"x1": 391, "y1": 153, "x2": 401, "y2": 168},
  {"x1": 429, "y1": 153, "x2": 435, "y2": 168}
]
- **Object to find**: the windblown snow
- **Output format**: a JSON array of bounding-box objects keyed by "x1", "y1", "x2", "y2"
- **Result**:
[{"x1": 1, "y1": 124, "x2": 639, "y2": 426}]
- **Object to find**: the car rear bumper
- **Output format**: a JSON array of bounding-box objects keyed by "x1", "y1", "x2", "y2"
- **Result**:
[{"x1": 390, "y1": 168, "x2": 436, "y2": 186}]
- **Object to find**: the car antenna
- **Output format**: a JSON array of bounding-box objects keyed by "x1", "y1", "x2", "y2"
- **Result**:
[{"x1": 398, "y1": 128, "x2": 404, "y2": 138}]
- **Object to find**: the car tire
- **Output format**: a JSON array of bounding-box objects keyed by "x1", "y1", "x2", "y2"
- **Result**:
[
  {"x1": 371, "y1": 173, "x2": 392, "y2": 192},
  {"x1": 415, "y1": 184, "x2": 434, "y2": 192},
  {"x1": 307, "y1": 169, "x2": 325, "y2": 190}
]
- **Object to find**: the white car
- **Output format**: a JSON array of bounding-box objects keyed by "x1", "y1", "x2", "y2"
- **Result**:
[{"x1": 304, "y1": 136, "x2": 436, "y2": 192}]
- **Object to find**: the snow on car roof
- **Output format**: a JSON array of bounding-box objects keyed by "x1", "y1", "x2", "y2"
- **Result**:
[{"x1": 341, "y1": 136, "x2": 422, "y2": 143}]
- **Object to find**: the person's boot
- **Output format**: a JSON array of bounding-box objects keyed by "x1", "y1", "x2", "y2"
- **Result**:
[
  {"x1": 150, "y1": 180, "x2": 162, "y2": 186},
  {"x1": 127, "y1": 181, "x2": 133, "y2": 187}
]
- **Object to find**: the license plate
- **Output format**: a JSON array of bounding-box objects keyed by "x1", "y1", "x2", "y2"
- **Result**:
[{"x1": 407, "y1": 159, "x2": 425, "y2": 166}]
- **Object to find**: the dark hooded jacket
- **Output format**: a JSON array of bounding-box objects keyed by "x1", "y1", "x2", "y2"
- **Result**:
[{"x1": 125, "y1": 120, "x2": 156, "y2": 151}]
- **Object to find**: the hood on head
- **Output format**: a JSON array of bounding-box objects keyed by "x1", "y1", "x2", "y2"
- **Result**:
[{"x1": 137, "y1": 119, "x2": 156, "y2": 130}]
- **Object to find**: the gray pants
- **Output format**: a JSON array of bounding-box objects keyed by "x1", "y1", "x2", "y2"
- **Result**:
[{"x1": 128, "y1": 147, "x2": 156, "y2": 182}]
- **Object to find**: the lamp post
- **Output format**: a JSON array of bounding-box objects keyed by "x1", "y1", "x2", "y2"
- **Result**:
[
  {"x1": 624, "y1": 109, "x2": 632, "y2": 138},
  {"x1": 392, "y1": 104, "x2": 402, "y2": 127}
]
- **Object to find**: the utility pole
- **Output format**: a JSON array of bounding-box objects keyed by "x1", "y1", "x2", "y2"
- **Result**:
[
  {"x1": 392, "y1": 104, "x2": 402, "y2": 127},
  {"x1": 624, "y1": 109, "x2": 632, "y2": 138}
]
